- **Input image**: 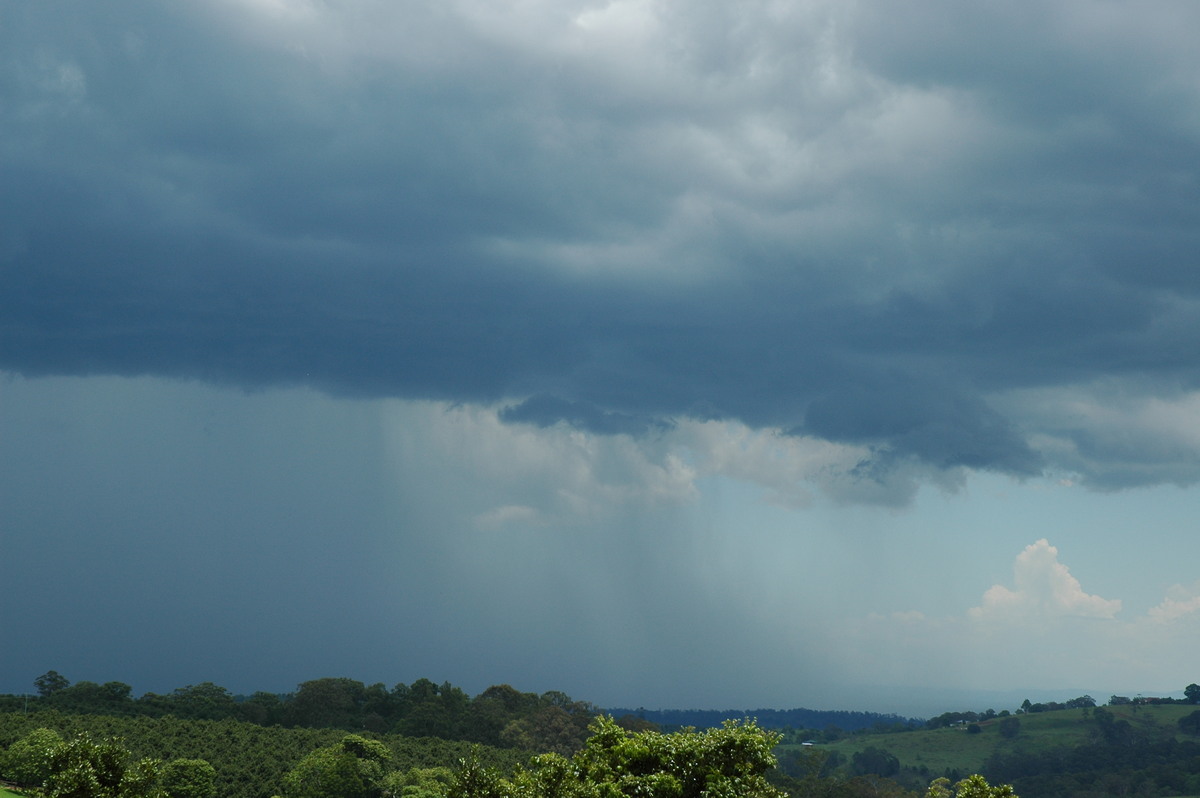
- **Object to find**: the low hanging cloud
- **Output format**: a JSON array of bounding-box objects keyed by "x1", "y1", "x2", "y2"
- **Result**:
[
  {"x1": 969, "y1": 539, "x2": 1121, "y2": 622},
  {"x1": 5, "y1": 1, "x2": 1200, "y2": 498}
]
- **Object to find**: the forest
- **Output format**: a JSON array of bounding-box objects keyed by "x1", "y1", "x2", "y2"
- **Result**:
[{"x1": 1, "y1": 672, "x2": 912, "y2": 743}]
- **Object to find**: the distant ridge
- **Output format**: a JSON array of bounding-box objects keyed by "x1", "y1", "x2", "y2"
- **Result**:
[{"x1": 603, "y1": 707, "x2": 922, "y2": 732}]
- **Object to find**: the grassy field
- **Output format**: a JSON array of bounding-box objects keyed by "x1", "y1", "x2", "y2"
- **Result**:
[
  {"x1": 779, "y1": 704, "x2": 1200, "y2": 779},
  {"x1": 1, "y1": 788, "x2": 25, "y2": 798}
]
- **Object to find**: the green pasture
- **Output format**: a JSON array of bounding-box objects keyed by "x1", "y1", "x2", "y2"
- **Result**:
[{"x1": 780, "y1": 704, "x2": 1200, "y2": 779}]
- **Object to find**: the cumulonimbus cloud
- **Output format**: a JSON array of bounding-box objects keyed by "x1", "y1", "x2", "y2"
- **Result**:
[{"x1": 969, "y1": 539, "x2": 1121, "y2": 622}]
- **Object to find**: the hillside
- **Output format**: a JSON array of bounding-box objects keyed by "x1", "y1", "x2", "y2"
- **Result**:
[{"x1": 777, "y1": 704, "x2": 1200, "y2": 796}]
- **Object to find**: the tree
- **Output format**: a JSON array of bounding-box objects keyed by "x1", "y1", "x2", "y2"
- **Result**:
[
  {"x1": 47, "y1": 681, "x2": 135, "y2": 715},
  {"x1": 1179, "y1": 710, "x2": 1200, "y2": 735},
  {"x1": 282, "y1": 734, "x2": 391, "y2": 798},
  {"x1": 852, "y1": 746, "x2": 900, "y2": 777},
  {"x1": 475, "y1": 715, "x2": 787, "y2": 798},
  {"x1": 287, "y1": 678, "x2": 368, "y2": 729},
  {"x1": 928, "y1": 774, "x2": 1018, "y2": 798},
  {"x1": 475, "y1": 685, "x2": 539, "y2": 715},
  {"x1": 378, "y1": 767, "x2": 454, "y2": 798},
  {"x1": 159, "y1": 759, "x2": 217, "y2": 798},
  {"x1": 37, "y1": 732, "x2": 162, "y2": 798},
  {"x1": 447, "y1": 757, "x2": 506, "y2": 798},
  {"x1": 101, "y1": 683, "x2": 134, "y2": 703},
  {"x1": 1185, "y1": 683, "x2": 1200, "y2": 704},
  {"x1": 361, "y1": 683, "x2": 395, "y2": 733},
  {"x1": 238, "y1": 691, "x2": 286, "y2": 725},
  {"x1": 465, "y1": 685, "x2": 538, "y2": 745},
  {"x1": 0, "y1": 727, "x2": 65, "y2": 787},
  {"x1": 499, "y1": 704, "x2": 592, "y2": 755},
  {"x1": 163, "y1": 683, "x2": 237, "y2": 720},
  {"x1": 35, "y1": 671, "x2": 71, "y2": 698}
]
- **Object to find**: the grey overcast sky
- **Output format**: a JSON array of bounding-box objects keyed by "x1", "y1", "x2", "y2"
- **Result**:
[{"x1": 3, "y1": 0, "x2": 1200, "y2": 716}]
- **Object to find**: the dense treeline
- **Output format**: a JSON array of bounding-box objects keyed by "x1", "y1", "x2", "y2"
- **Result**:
[
  {"x1": 7, "y1": 673, "x2": 922, "y2": 746},
  {"x1": 0, "y1": 710, "x2": 527, "y2": 798},
  {"x1": 925, "y1": 697, "x2": 1099, "y2": 730},
  {"x1": 604, "y1": 706, "x2": 921, "y2": 734},
  {"x1": 6, "y1": 672, "x2": 597, "y2": 753}
]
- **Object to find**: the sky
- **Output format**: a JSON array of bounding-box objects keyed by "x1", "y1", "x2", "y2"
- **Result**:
[{"x1": 2, "y1": 0, "x2": 1200, "y2": 718}]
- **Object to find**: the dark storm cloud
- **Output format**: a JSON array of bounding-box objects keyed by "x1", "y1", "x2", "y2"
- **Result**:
[
  {"x1": 499, "y1": 394, "x2": 673, "y2": 436},
  {"x1": 5, "y1": 0, "x2": 1200, "y2": 489},
  {"x1": 802, "y1": 377, "x2": 1043, "y2": 474}
]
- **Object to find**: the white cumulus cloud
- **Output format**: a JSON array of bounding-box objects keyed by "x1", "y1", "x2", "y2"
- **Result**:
[
  {"x1": 1147, "y1": 582, "x2": 1200, "y2": 624},
  {"x1": 969, "y1": 539, "x2": 1121, "y2": 622}
]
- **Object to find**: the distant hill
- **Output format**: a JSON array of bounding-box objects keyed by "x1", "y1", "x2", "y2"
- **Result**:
[{"x1": 604, "y1": 706, "x2": 921, "y2": 732}]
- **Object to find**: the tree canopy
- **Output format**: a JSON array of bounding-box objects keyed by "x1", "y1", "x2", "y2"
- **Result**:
[{"x1": 454, "y1": 715, "x2": 787, "y2": 798}]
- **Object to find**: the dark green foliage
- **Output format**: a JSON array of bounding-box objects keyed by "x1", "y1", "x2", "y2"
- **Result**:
[
  {"x1": 0, "y1": 712, "x2": 526, "y2": 798},
  {"x1": 1091, "y1": 707, "x2": 1139, "y2": 746},
  {"x1": 237, "y1": 693, "x2": 286, "y2": 727},
  {"x1": 446, "y1": 757, "x2": 507, "y2": 798},
  {"x1": 0, "y1": 727, "x2": 65, "y2": 787},
  {"x1": 36, "y1": 674, "x2": 71, "y2": 699},
  {"x1": 927, "y1": 774, "x2": 1016, "y2": 798},
  {"x1": 31, "y1": 731, "x2": 161, "y2": 798},
  {"x1": 983, "y1": 733, "x2": 1200, "y2": 797},
  {"x1": 43, "y1": 684, "x2": 138, "y2": 718},
  {"x1": 286, "y1": 680, "x2": 370, "y2": 730},
  {"x1": 1185, "y1": 684, "x2": 1200, "y2": 705},
  {"x1": 996, "y1": 718, "x2": 1019, "y2": 740},
  {"x1": 282, "y1": 735, "x2": 391, "y2": 798},
  {"x1": 377, "y1": 766, "x2": 454, "y2": 798},
  {"x1": 161, "y1": 684, "x2": 238, "y2": 722},
  {"x1": 159, "y1": 759, "x2": 217, "y2": 798},
  {"x1": 1179, "y1": 709, "x2": 1200, "y2": 735},
  {"x1": 479, "y1": 715, "x2": 787, "y2": 798},
  {"x1": 498, "y1": 702, "x2": 594, "y2": 756},
  {"x1": 16, "y1": 674, "x2": 597, "y2": 754},
  {"x1": 395, "y1": 682, "x2": 467, "y2": 741},
  {"x1": 25, "y1": 673, "x2": 597, "y2": 760},
  {"x1": 852, "y1": 746, "x2": 901, "y2": 778}
]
